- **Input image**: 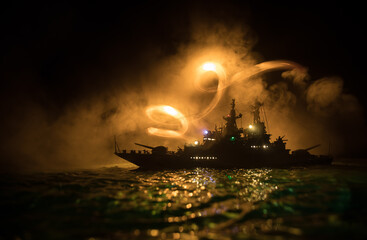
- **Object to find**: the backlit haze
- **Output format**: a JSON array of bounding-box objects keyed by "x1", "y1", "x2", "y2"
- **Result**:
[{"x1": 1, "y1": 1, "x2": 366, "y2": 172}]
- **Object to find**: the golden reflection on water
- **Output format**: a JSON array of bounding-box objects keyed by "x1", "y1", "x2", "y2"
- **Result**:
[{"x1": 130, "y1": 168, "x2": 281, "y2": 239}]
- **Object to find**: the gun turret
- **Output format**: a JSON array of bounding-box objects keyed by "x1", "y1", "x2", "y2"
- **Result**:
[
  {"x1": 135, "y1": 143, "x2": 168, "y2": 155},
  {"x1": 292, "y1": 144, "x2": 321, "y2": 157}
]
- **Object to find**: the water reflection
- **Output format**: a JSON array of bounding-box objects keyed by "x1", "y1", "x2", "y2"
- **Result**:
[
  {"x1": 2, "y1": 167, "x2": 365, "y2": 240},
  {"x1": 130, "y1": 168, "x2": 279, "y2": 239}
]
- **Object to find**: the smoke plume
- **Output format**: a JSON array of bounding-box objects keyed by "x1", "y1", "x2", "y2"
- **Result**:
[{"x1": 1, "y1": 2, "x2": 366, "y2": 172}]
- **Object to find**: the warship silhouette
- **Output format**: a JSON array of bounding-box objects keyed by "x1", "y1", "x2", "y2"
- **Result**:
[{"x1": 115, "y1": 99, "x2": 332, "y2": 169}]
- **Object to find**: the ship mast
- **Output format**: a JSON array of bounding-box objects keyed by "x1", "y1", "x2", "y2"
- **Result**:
[
  {"x1": 252, "y1": 101, "x2": 263, "y2": 124},
  {"x1": 246, "y1": 100, "x2": 271, "y2": 145},
  {"x1": 223, "y1": 99, "x2": 242, "y2": 136}
]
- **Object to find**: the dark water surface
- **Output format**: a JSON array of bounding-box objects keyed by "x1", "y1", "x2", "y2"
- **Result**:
[{"x1": 1, "y1": 166, "x2": 367, "y2": 240}]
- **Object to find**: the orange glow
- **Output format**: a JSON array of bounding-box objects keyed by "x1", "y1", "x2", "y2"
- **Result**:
[
  {"x1": 145, "y1": 59, "x2": 305, "y2": 139},
  {"x1": 163, "y1": 106, "x2": 178, "y2": 116},
  {"x1": 193, "y1": 62, "x2": 227, "y2": 120},
  {"x1": 202, "y1": 62, "x2": 217, "y2": 72},
  {"x1": 146, "y1": 105, "x2": 188, "y2": 138},
  {"x1": 230, "y1": 60, "x2": 306, "y2": 87}
]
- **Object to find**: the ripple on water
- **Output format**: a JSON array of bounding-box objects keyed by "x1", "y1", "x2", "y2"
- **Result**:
[{"x1": 1, "y1": 166, "x2": 367, "y2": 239}]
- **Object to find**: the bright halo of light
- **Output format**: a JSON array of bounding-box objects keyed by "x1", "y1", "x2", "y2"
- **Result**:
[
  {"x1": 163, "y1": 106, "x2": 178, "y2": 116},
  {"x1": 202, "y1": 62, "x2": 217, "y2": 72},
  {"x1": 194, "y1": 61, "x2": 227, "y2": 120},
  {"x1": 146, "y1": 105, "x2": 188, "y2": 138}
]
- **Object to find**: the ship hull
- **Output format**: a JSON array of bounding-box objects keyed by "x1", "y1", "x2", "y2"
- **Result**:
[{"x1": 115, "y1": 151, "x2": 332, "y2": 170}]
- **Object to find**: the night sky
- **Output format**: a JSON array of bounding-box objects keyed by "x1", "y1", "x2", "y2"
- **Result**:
[{"x1": 1, "y1": 0, "x2": 367, "y2": 170}]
